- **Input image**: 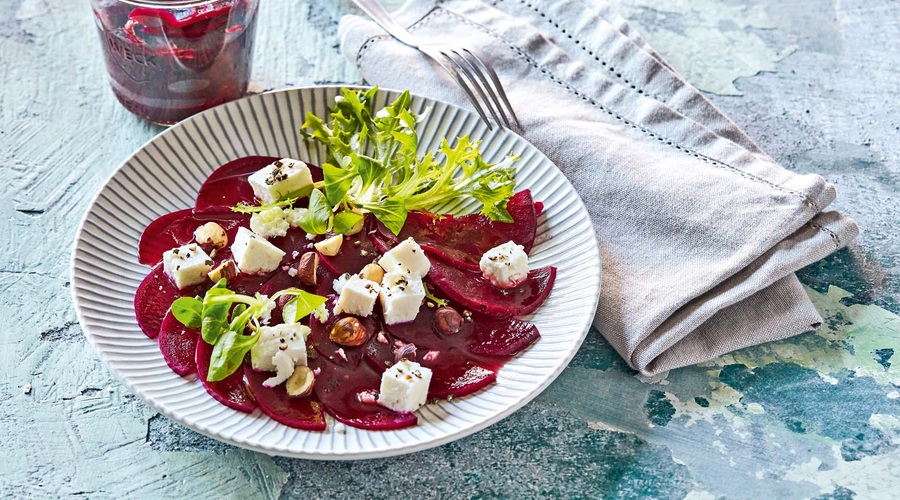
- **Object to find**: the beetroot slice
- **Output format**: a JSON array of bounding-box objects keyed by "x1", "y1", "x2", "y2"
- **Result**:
[
  {"x1": 138, "y1": 210, "x2": 248, "y2": 266},
  {"x1": 314, "y1": 358, "x2": 417, "y2": 430},
  {"x1": 194, "y1": 156, "x2": 276, "y2": 213},
  {"x1": 194, "y1": 156, "x2": 324, "y2": 213},
  {"x1": 467, "y1": 319, "x2": 540, "y2": 357},
  {"x1": 158, "y1": 311, "x2": 199, "y2": 376},
  {"x1": 307, "y1": 297, "x2": 378, "y2": 366},
  {"x1": 244, "y1": 366, "x2": 326, "y2": 431},
  {"x1": 419, "y1": 349, "x2": 497, "y2": 399},
  {"x1": 195, "y1": 339, "x2": 256, "y2": 413},
  {"x1": 138, "y1": 209, "x2": 192, "y2": 265},
  {"x1": 318, "y1": 231, "x2": 380, "y2": 275},
  {"x1": 428, "y1": 260, "x2": 556, "y2": 318},
  {"x1": 373, "y1": 190, "x2": 538, "y2": 270},
  {"x1": 134, "y1": 263, "x2": 206, "y2": 338},
  {"x1": 384, "y1": 298, "x2": 540, "y2": 358},
  {"x1": 363, "y1": 329, "x2": 397, "y2": 373}
]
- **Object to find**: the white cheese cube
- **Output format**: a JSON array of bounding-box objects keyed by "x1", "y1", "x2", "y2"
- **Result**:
[
  {"x1": 333, "y1": 275, "x2": 380, "y2": 317},
  {"x1": 379, "y1": 272, "x2": 425, "y2": 325},
  {"x1": 250, "y1": 323, "x2": 310, "y2": 387},
  {"x1": 249, "y1": 206, "x2": 289, "y2": 239},
  {"x1": 479, "y1": 241, "x2": 529, "y2": 289},
  {"x1": 332, "y1": 273, "x2": 351, "y2": 294},
  {"x1": 378, "y1": 359, "x2": 432, "y2": 413},
  {"x1": 377, "y1": 237, "x2": 431, "y2": 278},
  {"x1": 162, "y1": 244, "x2": 213, "y2": 289},
  {"x1": 231, "y1": 227, "x2": 286, "y2": 274},
  {"x1": 247, "y1": 158, "x2": 314, "y2": 204}
]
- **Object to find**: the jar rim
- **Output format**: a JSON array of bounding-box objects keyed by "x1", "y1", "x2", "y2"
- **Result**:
[{"x1": 112, "y1": 0, "x2": 227, "y2": 8}]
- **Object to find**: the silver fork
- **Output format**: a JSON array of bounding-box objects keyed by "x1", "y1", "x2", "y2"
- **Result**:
[{"x1": 352, "y1": 0, "x2": 520, "y2": 131}]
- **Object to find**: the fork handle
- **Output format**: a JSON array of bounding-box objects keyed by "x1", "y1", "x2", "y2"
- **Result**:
[{"x1": 352, "y1": 0, "x2": 420, "y2": 47}]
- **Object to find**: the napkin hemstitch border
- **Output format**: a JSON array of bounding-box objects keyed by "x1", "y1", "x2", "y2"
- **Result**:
[{"x1": 353, "y1": 6, "x2": 824, "y2": 214}]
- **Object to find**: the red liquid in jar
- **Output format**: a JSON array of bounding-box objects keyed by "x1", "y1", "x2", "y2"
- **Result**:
[{"x1": 93, "y1": 1, "x2": 257, "y2": 125}]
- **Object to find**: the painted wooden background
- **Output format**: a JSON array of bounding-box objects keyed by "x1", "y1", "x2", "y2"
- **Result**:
[{"x1": 1, "y1": 0, "x2": 898, "y2": 497}]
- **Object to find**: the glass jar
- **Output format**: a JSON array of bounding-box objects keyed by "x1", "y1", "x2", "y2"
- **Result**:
[{"x1": 90, "y1": 0, "x2": 259, "y2": 125}]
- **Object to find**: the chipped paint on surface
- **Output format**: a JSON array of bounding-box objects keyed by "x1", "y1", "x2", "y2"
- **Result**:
[
  {"x1": 542, "y1": 287, "x2": 900, "y2": 497},
  {"x1": 609, "y1": 0, "x2": 797, "y2": 95}
]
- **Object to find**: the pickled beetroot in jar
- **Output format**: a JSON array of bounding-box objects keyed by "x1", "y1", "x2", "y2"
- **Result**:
[{"x1": 90, "y1": 0, "x2": 259, "y2": 125}]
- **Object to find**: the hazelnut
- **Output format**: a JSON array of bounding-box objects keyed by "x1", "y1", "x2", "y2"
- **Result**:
[
  {"x1": 433, "y1": 306, "x2": 463, "y2": 335},
  {"x1": 359, "y1": 263, "x2": 385, "y2": 283},
  {"x1": 330, "y1": 317, "x2": 368, "y2": 346},
  {"x1": 285, "y1": 366, "x2": 315, "y2": 397},
  {"x1": 275, "y1": 294, "x2": 294, "y2": 310},
  {"x1": 295, "y1": 252, "x2": 319, "y2": 286},
  {"x1": 194, "y1": 222, "x2": 228, "y2": 249},
  {"x1": 314, "y1": 233, "x2": 343, "y2": 256},
  {"x1": 207, "y1": 260, "x2": 238, "y2": 283}
]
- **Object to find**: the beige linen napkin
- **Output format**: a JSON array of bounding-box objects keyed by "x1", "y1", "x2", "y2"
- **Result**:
[{"x1": 339, "y1": 0, "x2": 859, "y2": 375}]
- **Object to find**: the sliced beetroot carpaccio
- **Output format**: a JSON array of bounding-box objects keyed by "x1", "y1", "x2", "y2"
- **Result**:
[
  {"x1": 384, "y1": 299, "x2": 540, "y2": 358},
  {"x1": 467, "y1": 318, "x2": 540, "y2": 357},
  {"x1": 418, "y1": 348, "x2": 497, "y2": 399},
  {"x1": 195, "y1": 338, "x2": 257, "y2": 413},
  {"x1": 373, "y1": 190, "x2": 538, "y2": 271},
  {"x1": 428, "y1": 259, "x2": 556, "y2": 318},
  {"x1": 314, "y1": 358, "x2": 417, "y2": 430},
  {"x1": 244, "y1": 365, "x2": 326, "y2": 431},
  {"x1": 268, "y1": 226, "x2": 311, "y2": 260},
  {"x1": 138, "y1": 210, "x2": 248, "y2": 266},
  {"x1": 194, "y1": 156, "x2": 275, "y2": 213},
  {"x1": 363, "y1": 329, "x2": 396, "y2": 373},
  {"x1": 194, "y1": 156, "x2": 324, "y2": 213},
  {"x1": 307, "y1": 297, "x2": 378, "y2": 366},
  {"x1": 318, "y1": 231, "x2": 380, "y2": 275},
  {"x1": 134, "y1": 263, "x2": 207, "y2": 338},
  {"x1": 158, "y1": 311, "x2": 200, "y2": 376}
]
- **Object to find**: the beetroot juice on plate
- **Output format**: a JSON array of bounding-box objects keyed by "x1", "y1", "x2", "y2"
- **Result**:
[{"x1": 90, "y1": 0, "x2": 258, "y2": 125}]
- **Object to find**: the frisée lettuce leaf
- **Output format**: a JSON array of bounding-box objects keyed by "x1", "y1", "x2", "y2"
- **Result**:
[{"x1": 302, "y1": 87, "x2": 518, "y2": 235}]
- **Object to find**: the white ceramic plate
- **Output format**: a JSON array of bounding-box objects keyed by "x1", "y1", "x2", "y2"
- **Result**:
[{"x1": 70, "y1": 86, "x2": 601, "y2": 459}]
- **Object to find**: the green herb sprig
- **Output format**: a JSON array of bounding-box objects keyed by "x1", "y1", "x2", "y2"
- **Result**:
[
  {"x1": 171, "y1": 279, "x2": 327, "y2": 382},
  {"x1": 300, "y1": 87, "x2": 518, "y2": 235}
]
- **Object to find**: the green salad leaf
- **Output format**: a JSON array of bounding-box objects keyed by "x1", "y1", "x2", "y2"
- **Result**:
[
  {"x1": 282, "y1": 290, "x2": 328, "y2": 324},
  {"x1": 171, "y1": 296, "x2": 202, "y2": 329},
  {"x1": 231, "y1": 197, "x2": 297, "y2": 214},
  {"x1": 172, "y1": 280, "x2": 328, "y2": 382},
  {"x1": 298, "y1": 188, "x2": 333, "y2": 235},
  {"x1": 301, "y1": 87, "x2": 518, "y2": 235}
]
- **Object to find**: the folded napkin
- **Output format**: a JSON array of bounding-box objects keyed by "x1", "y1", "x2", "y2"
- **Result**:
[{"x1": 339, "y1": 0, "x2": 859, "y2": 375}]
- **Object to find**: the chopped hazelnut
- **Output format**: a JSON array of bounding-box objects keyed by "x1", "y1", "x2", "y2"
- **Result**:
[
  {"x1": 285, "y1": 366, "x2": 315, "y2": 397},
  {"x1": 433, "y1": 306, "x2": 463, "y2": 335},
  {"x1": 330, "y1": 317, "x2": 368, "y2": 346},
  {"x1": 358, "y1": 262, "x2": 385, "y2": 283},
  {"x1": 314, "y1": 234, "x2": 343, "y2": 256},
  {"x1": 194, "y1": 222, "x2": 228, "y2": 250},
  {"x1": 295, "y1": 252, "x2": 319, "y2": 286},
  {"x1": 207, "y1": 260, "x2": 238, "y2": 283}
]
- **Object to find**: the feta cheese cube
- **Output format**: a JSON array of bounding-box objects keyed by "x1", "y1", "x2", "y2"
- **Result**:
[
  {"x1": 249, "y1": 206, "x2": 289, "y2": 238},
  {"x1": 379, "y1": 272, "x2": 425, "y2": 324},
  {"x1": 378, "y1": 359, "x2": 432, "y2": 413},
  {"x1": 378, "y1": 237, "x2": 431, "y2": 278},
  {"x1": 162, "y1": 244, "x2": 213, "y2": 289},
  {"x1": 332, "y1": 273, "x2": 351, "y2": 294},
  {"x1": 231, "y1": 227, "x2": 286, "y2": 274},
  {"x1": 479, "y1": 241, "x2": 529, "y2": 289},
  {"x1": 250, "y1": 323, "x2": 310, "y2": 387},
  {"x1": 248, "y1": 158, "x2": 314, "y2": 204},
  {"x1": 334, "y1": 275, "x2": 380, "y2": 317}
]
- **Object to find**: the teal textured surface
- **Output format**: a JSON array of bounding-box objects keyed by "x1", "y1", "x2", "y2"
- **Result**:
[{"x1": 2, "y1": 0, "x2": 897, "y2": 497}]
